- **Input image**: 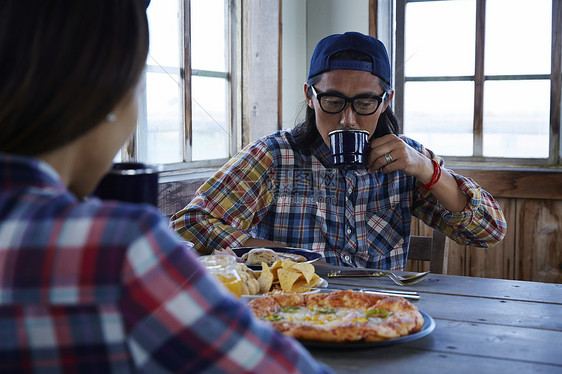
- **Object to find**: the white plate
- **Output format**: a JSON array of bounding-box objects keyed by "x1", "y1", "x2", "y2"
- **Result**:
[{"x1": 242, "y1": 278, "x2": 328, "y2": 300}]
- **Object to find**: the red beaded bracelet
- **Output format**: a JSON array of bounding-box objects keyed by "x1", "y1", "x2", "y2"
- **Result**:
[{"x1": 421, "y1": 159, "x2": 442, "y2": 190}]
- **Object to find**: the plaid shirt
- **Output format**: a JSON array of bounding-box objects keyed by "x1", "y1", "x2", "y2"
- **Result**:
[
  {"x1": 0, "y1": 153, "x2": 332, "y2": 374},
  {"x1": 172, "y1": 130, "x2": 506, "y2": 270}
]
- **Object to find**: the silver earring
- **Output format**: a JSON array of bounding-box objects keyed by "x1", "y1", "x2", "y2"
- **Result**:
[{"x1": 106, "y1": 113, "x2": 117, "y2": 122}]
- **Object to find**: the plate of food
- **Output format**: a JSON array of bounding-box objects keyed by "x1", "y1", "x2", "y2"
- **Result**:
[
  {"x1": 299, "y1": 310, "x2": 435, "y2": 349},
  {"x1": 242, "y1": 278, "x2": 329, "y2": 300},
  {"x1": 232, "y1": 246, "x2": 322, "y2": 268},
  {"x1": 235, "y1": 258, "x2": 328, "y2": 300},
  {"x1": 247, "y1": 289, "x2": 435, "y2": 349}
]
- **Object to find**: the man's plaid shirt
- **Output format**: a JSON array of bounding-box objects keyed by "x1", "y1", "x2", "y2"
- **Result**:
[{"x1": 172, "y1": 130, "x2": 506, "y2": 270}]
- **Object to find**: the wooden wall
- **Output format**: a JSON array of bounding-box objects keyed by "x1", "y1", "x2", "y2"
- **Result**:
[{"x1": 407, "y1": 168, "x2": 562, "y2": 284}]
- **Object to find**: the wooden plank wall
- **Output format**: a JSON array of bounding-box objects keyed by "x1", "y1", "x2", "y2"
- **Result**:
[{"x1": 407, "y1": 170, "x2": 562, "y2": 284}]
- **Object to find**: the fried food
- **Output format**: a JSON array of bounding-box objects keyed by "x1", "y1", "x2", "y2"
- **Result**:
[
  {"x1": 235, "y1": 259, "x2": 322, "y2": 296},
  {"x1": 235, "y1": 263, "x2": 260, "y2": 295}
]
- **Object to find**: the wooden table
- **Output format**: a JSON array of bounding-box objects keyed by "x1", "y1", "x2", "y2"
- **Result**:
[{"x1": 307, "y1": 264, "x2": 562, "y2": 374}]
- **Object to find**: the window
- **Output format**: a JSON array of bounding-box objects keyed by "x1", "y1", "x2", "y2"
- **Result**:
[
  {"x1": 120, "y1": 0, "x2": 235, "y2": 170},
  {"x1": 395, "y1": 0, "x2": 560, "y2": 165}
]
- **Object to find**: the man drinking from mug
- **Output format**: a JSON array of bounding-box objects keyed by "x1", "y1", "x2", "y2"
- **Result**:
[{"x1": 171, "y1": 32, "x2": 506, "y2": 270}]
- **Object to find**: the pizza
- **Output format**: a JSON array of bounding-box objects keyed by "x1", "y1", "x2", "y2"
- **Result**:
[{"x1": 248, "y1": 289, "x2": 424, "y2": 342}]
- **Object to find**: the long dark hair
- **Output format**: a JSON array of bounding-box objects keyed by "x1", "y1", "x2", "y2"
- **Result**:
[
  {"x1": 292, "y1": 50, "x2": 399, "y2": 148},
  {"x1": 0, "y1": 0, "x2": 149, "y2": 155}
]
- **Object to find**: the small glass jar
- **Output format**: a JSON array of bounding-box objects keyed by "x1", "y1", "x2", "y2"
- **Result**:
[{"x1": 198, "y1": 255, "x2": 242, "y2": 298}]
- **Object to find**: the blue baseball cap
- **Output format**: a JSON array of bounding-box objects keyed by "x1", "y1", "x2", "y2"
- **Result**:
[{"x1": 308, "y1": 32, "x2": 391, "y2": 85}]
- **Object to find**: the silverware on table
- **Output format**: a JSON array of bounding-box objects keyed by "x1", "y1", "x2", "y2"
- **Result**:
[
  {"x1": 306, "y1": 286, "x2": 421, "y2": 300},
  {"x1": 326, "y1": 270, "x2": 430, "y2": 286}
]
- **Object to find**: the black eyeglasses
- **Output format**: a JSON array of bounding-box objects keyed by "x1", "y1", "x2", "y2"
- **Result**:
[{"x1": 310, "y1": 86, "x2": 385, "y2": 116}]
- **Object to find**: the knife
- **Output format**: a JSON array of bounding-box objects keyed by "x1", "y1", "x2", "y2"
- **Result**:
[{"x1": 307, "y1": 286, "x2": 420, "y2": 300}]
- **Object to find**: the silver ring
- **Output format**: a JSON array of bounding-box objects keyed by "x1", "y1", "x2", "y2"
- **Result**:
[{"x1": 385, "y1": 153, "x2": 393, "y2": 164}]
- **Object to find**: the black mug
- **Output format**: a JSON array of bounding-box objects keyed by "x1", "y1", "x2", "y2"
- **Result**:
[
  {"x1": 328, "y1": 129, "x2": 370, "y2": 170},
  {"x1": 92, "y1": 162, "x2": 161, "y2": 207}
]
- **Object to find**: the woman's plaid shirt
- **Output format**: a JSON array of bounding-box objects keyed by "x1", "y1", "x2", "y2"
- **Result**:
[
  {"x1": 172, "y1": 130, "x2": 506, "y2": 270},
  {"x1": 0, "y1": 153, "x2": 332, "y2": 374}
]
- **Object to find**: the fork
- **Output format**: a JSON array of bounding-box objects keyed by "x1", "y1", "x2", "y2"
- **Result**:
[{"x1": 327, "y1": 270, "x2": 430, "y2": 286}]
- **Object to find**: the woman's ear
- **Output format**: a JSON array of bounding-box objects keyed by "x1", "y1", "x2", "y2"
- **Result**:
[{"x1": 304, "y1": 83, "x2": 314, "y2": 109}]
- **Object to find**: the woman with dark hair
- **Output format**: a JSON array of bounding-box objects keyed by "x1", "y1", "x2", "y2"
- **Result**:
[
  {"x1": 172, "y1": 32, "x2": 506, "y2": 270},
  {"x1": 0, "y1": 1, "x2": 331, "y2": 373}
]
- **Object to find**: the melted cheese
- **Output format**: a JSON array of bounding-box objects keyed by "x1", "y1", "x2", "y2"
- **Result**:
[{"x1": 267, "y1": 306, "x2": 390, "y2": 328}]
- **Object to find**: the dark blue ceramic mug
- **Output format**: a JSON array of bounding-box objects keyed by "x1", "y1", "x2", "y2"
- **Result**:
[
  {"x1": 92, "y1": 162, "x2": 161, "y2": 207},
  {"x1": 328, "y1": 129, "x2": 370, "y2": 170}
]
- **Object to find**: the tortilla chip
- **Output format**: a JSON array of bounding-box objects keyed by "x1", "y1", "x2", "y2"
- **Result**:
[
  {"x1": 277, "y1": 268, "x2": 304, "y2": 291},
  {"x1": 306, "y1": 273, "x2": 321, "y2": 287},
  {"x1": 254, "y1": 258, "x2": 323, "y2": 294},
  {"x1": 258, "y1": 263, "x2": 274, "y2": 293},
  {"x1": 291, "y1": 273, "x2": 320, "y2": 291},
  {"x1": 280, "y1": 259, "x2": 296, "y2": 269},
  {"x1": 289, "y1": 262, "x2": 315, "y2": 283},
  {"x1": 269, "y1": 260, "x2": 284, "y2": 277},
  {"x1": 291, "y1": 277, "x2": 308, "y2": 290}
]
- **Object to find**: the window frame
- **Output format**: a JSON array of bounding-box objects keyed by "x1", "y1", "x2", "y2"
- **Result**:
[
  {"x1": 121, "y1": 0, "x2": 240, "y2": 176},
  {"x1": 394, "y1": 0, "x2": 561, "y2": 167}
]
